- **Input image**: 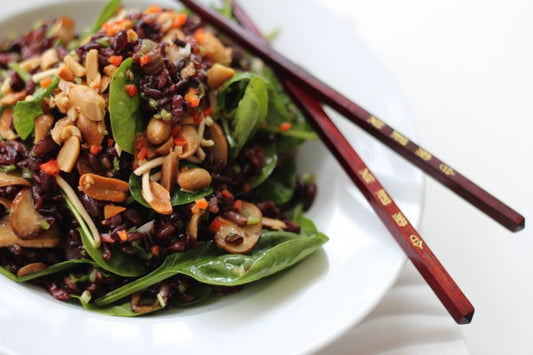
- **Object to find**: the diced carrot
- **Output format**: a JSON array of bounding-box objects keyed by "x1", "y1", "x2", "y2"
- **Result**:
[
  {"x1": 137, "y1": 147, "x2": 148, "y2": 161},
  {"x1": 209, "y1": 216, "x2": 227, "y2": 232},
  {"x1": 125, "y1": 84, "x2": 137, "y2": 97},
  {"x1": 140, "y1": 54, "x2": 152, "y2": 66},
  {"x1": 117, "y1": 229, "x2": 128, "y2": 242},
  {"x1": 233, "y1": 200, "x2": 242, "y2": 211},
  {"x1": 40, "y1": 160, "x2": 59, "y2": 176},
  {"x1": 145, "y1": 4, "x2": 163, "y2": 14},
  {"x1": 193, "y1": 111, "x2": 202, "y2": 124},
  {"x1": 39, "y1": 77, "x2": 52, "y2": 89},
  {"x1": 151, "y1": 245, "x2": 160, "y2": 256},
  {"x1": 172, "y1": 13, "x2": 188, "y2": 28},
  {"x1": 184, "y1": 88, "x2": 200, "y2": 107},
  {"x1": 195, "y1": 198, "x2": 208, "y2": 210},
  {"x1": 221, "y1": 189, "x2": 233, "y2": 199},
  {"x1": 194, "y1": 28, "x2": 206, "y2": 43},
  {"x1": 90, "y1": 145, "x2": 102, "y2": 155},
  {"x1": 104, "y1": 204, "x2": 126, "y2": 219},
  {"x1": 279, "y1": 122, "x2": 292, "y2": 132},
  {"x1": 109, "y1": 55, "x2": 123, "y2": 66}
]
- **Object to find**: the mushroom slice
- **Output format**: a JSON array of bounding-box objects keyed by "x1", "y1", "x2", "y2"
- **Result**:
[
  {"x1": 205, "y1": 122, "x2": 228, "y2": 168},
  {"x1": 214, "y1": 202, "x2": 262, "y2": 254},
  {"x1": 10, "y1": 188, "x2": 48, "y2": 239},
  {"x1": 0, "y1": 217, "x2": 60, "y2": 248},
  {"x1": 160, "y1": 151, "x2": 179, "y2": 194},
  {"x1": 0, "y1": 172, "x2": 31, "y2": 188},
  {"x1": 176, "y1": 125, "x2": 199, "y2": 159}
]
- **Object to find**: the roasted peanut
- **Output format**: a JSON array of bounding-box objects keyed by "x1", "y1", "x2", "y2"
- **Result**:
[
  {"x1": 50, "y1": 117, "x2": 74, "y2": 144},
  {"x1": 68, "y1": 84, "x2": 106, "y2": 121},
  {"x1": 146, "y1": 117, "x2": 171, "y2": 145},
  {"x1": 201, "y1": 32, "x2": 232, "y2": 65},
  {"x1": 57, "y1": 136, "x2": 81, "y2": 173},
  {"x1": 207, "y1": 63, "x2": 235, "y2": 90},
  {"x1": 161, "y1": 151, "x2": 179, "y2": 193},
  {"x1": 79, "y1": 174, "x2": 130, "y2": 202},
  {"x1": 64, "y1": 55, "x2": 86, "y2": 77},
  {"x1": 177, "y1": 168, "x2": 212, "y2": 191},
  {"x1": 51, "y1": 16, "x2": 75, "y2": 43},
  {"x1": 85, "y1": 49, "x2": 99, "y2": 84},
  {"x1": 40, "y1": 48, "x2": 59, "y2": 70},
  {"x1": 77, "y1": 113, "x2": 106, "y2": 147},
  {"x1": 33, "y1": 114, "x2": 55, "y2": 144},
  {"x1": 145, "y1": 181, "x2": 173, "y2": 215},
  {"x1": 60, "y1": 125, "x2": 82, "y2": 142},
  {"x1": 0, "y1": 109, "x2": 17, "y2": 140},
  {"x1": 154, "y1": 136, "x2": 175, "y2": 156},
  {"x1": 0, "y1": 92, "x2": 26, "y2": 106}
]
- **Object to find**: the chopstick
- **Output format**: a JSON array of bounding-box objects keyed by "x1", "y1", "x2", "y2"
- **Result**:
[
  {"x1": 180, "y1": 0, "x2": 525, "y2": 233},
  {"x1": 229, "y1": 0, "x2": 474, "y2": 324}
]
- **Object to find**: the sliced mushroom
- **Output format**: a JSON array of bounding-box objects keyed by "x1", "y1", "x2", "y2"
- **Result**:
[
  {"x1": 0, "y1": 109, "x2": 17, "y2": 140},
  {"x1": 0, "y1": 217, "x2": 60, "y2": 248},
  {"x1": 68, "y1": 84, "x2": 106, "y2": 121},
  {"x1": 56, "y1": 136, "x2": 81, "y2": 173},
  {"x1": 0, "y1": 172, "x2": 31, "y2": 188},
  {"x1": 10, "y1": 188, "x2": 48, "y2": 239},
  {"x1": 177, "y1": 168, "x2": 211, "y2": 192},
  {"x1": 161, "y1": 151, "x2": 179, "y2": 194},
  {"x1": 79, "y1": 174, "x2": 129, "y2": 202},
  {"x1": 214, "y1": 202, "x2": 262, "y2": 254},
  {"x1": 33, "y1": 114, "x2": 55, "y2": 144},
  {"x1": 176, "y1": 125, "x2": 199, "y2": 159},
  {"x1": 205, "y1": 122, "x2": 228, "y2": 168}
]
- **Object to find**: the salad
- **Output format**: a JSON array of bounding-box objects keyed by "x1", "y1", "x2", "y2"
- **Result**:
[{"x1": 0, "y1": 0, "x2": 327, "y2": 316}]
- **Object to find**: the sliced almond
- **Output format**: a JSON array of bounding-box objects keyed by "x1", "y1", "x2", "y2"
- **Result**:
[
  {"x1": 103, "y1": 65, "x2": 118, "y2": 78},
  {"x1": 19, "y1": 57, "x2": 41, "y2": 72},
  {"x1": 57, "y1": 136, "x2": 81, "y2": 173},
  {"x1": 85, "y1": 49, "x2": 99, "y2": 84},
  {"x1": 57, "y1": 63, "x2": 74, "y2": 82},
  {"x1": 79, "y1": 173, "x2": 130, "y2": 202},
  {"x1": 64, "y1": 55, "x2": 87, "y2": 78},
  {"x1": 40, "y1": 48, "x2": 59, "y2": 71}
]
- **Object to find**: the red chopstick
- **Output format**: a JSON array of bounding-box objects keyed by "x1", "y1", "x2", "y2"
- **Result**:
[
  {"x1": 180, "y1": 0, "x2": 524, "y2": 233},
  {"x1": 229, "y1": 0, "x2": 474, "y2": 324}
]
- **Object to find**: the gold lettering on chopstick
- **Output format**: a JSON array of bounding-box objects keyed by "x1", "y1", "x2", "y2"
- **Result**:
[
  {"x1": 392, "y1": 212, "x2": 408, "y2": 227},
  {"x1": 390, "y1": 130, "x2": 409, "y2": 146},
  {"x1": 409, "y1": 234, "x2": 424, "y2": 249},
  {"x1": 439, "y1": 163, "x2": 455, "y2": 176},
  {"x1": 415, "y1": 147, "x2": 432, "y2": 161},
  {"x1": 358, "y1": 168, "x2": 376, "y2": 184},
  {"x1": 367, "y1": 115, "x2": 385, "y2": 130},
  {"x1": 375, "y1": 189, "x2": 392, "y2": 206}
]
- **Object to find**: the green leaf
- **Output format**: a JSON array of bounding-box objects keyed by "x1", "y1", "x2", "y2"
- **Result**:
[
  {"x1": 109, "y1": 58, "x2": 142, "y2": 154},
  {"x1": 90, "y1": 0, "x2": 121, "y2": 34},
  {"x1": 95, "y1": 224, "x2": 328, "y2": 307},
  {"x1": 128, "y1": 172, "x2": 214, "y2": 208},
  {"x1": 246, "y1": 143, "x2": 278, "y2": 191},
  {"x1": 7, "y1": 62, "x2": 31, "y2": 82},
  {"x1": 0, "y1": 259, "x2": 95, "y2": 282},
  {"x1": 63, "y1": 194, "x2": 146, "y2": 277},
  {"x1": 257, "y1": 158, "x2": 297, "y2": 204},
  {"x1": 13, "y1": 76, "x2": 59, "y2": 140}
]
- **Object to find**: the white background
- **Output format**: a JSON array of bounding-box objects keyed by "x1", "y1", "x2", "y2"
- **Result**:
[{"x1": 320, "y1": 1, "x2": 533, "y2": 354}]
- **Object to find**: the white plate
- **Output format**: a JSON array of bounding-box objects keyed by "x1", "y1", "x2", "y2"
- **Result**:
[{"x1": 0, "y1": 1, "x2": 423, "y2": 354}]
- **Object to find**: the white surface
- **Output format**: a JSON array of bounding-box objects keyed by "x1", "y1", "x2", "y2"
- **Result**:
[
  {"x1": 0, "y1": 1, "x2": 427, "y2": 355},
  {"x1": 316, "y1": 1, "x2": 533, "y2": 354}
]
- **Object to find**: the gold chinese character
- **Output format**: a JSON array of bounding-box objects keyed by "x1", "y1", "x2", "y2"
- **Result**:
[
  {"x1": 390, "y1": 130, "x2": 409, "y2": 146},
  {"x1": 375, "y1": 189, "x2": 391, "y2": 206},
  {"x1": 439, "y1": 163, "x2": 455, "y2": 176},
  {"x1": 392, "y1": 212, "x2": 408, "y2": 227},
  {"x1": 358, "y1": 168, "x2": 376, "y2": 184},
  {"x1": 367, "y1": 115, "x2": 385, "y2": 129},
  {"x1": 409, "y1": 234, "x2": 424, "y2": 249},
  {"x1": 415, "y1": 147, "x2": 432, "y2": 161}
]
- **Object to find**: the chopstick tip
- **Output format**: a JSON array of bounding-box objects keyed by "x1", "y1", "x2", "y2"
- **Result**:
[{"x1": 457, "y1": 310, "x2": 475, "y2": 324}]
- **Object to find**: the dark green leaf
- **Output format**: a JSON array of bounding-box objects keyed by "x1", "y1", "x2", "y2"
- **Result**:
[
  {"x1": 257, "y1": 158, "x2": 297, "y2": 204},
  {"x1": 109, "y1": 58, "x2": 142, "y2": 154},
  {"x1": 0, "y1": 259, "x2": 95, "y2": 282},
  {"x1": 128, "y1": 172, "x2": 214, "y2": 208},
  {"x1": 246, "y1": 143, "x2": 277, "y2": 190},
  {"x1": 95, "y1": 224, "x2": 327, "y2": 307}
]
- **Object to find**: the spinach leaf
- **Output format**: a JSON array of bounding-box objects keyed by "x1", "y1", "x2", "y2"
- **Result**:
[
  {"x1": 0, "y1": 259, "x2": 95, "y2": 282},
  {"x1": 218, "y1": 73, "x2": 269, "y2": 160},
  {"x1": 95, "y1": 220, "x2": 327, "y2": 307},
  {"x1": 129, "y1": 172, "x2": 213, "y2": 208},
  {"x1": 13, "y1": 76, "x2": 59, "y2": 140},
  {"x1": 64, "y1": 194, "x2": 146, "y2": 277},
  {"x1": 109, "y1": 58, "x2": 142, "y2": 154},
  {"x1": 257, "y1": 158, "x2": 297, "y2": 204},
  {"x1": 246, "y1": 143, "x2": 277, "y2": 191},
  {"x1": 90, "y1": 0, "x2": 121, "y2": 35}
]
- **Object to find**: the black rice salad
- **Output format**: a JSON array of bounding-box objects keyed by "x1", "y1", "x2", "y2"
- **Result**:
[{"x1": 0, "y1": 0, "x2": 327, "y2": 316}]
